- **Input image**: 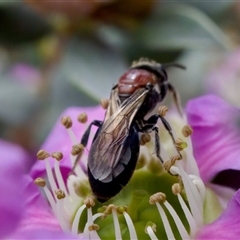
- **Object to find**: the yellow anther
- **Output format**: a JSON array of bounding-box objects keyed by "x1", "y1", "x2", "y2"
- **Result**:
[
  {"x1": 61, "y1": 116, "x2": 72, "y2": 129},
  {"x1": 71, "y1": 144, "x2": 84, "y2": 156},
  {"x1": 36, "y1": 150, "x2": 50, "y2": 160},
  {"x1": 182, "y1": 125, "x2": 193, "y2": 137},
  {"x1": 117, "y1": 206, "x2": 128, "y2": 214},
  {"x1": 163, "y1": 156, "x2": 180, "y2": 172},
  {"x1": 140, "y1": 133, "x2": 151, "y2": 145},
  {"x1": 34, "y1": 177, "x2": 46, "y2": 187},
  {"x1": 51, "y1": 151, "x2": 63, "y2": 161},
  {"x1": 103, "y1": 204, "x2": 117, "y2": 215},
  {"x1": 149, "y1": 192, "x2": 166, "y2": 204},
  {"x1": 158, "y1": 105, "x2": 168, "y2": 117},
  {"x1": 88, "y1": 224, "x2": 100, "y2": 231},
  {"x1": 100, "y1": 98, "x2": 109, "y2": 109},
  {"x1": 172, "y1": 183, "x2": 182, "y2": 195},
  {"x1": 175, "y1": 138, "x2": 188, "y2": 151},
  {"x1": 145, "y1": 221, "x2": 157, "y2": 233},
  {"x1": 55, "y1": 189, "x2": 66, "y2": 199},
  {"x1": 78, "y1": 113, "x2": 88, "y2": 124},
  {"x1": 84, "y1": 196, "x2": 95, "y2": 208}
]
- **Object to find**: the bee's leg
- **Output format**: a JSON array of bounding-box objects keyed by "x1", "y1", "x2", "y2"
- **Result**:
[
  {"x1": 158, "y1": 115, "x2": 182, "y2": 159},
  {"x1": 137, "y1": 116, "x2": 164, "y2": 163},
  {"x1": 71, "y1": 120, "x2": 102, "y2": 174},
  {"x1": 142, "y1": 114, "x2": 181, "y2": 159},
  {"x1": 80, "y1": 120, "x2": 102, "y2": 146},
  {"x1": 152, "y1": 126, "x2": 164, "y2": 163}
]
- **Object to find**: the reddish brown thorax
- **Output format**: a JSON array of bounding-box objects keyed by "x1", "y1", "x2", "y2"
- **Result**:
[{"x1": 118, "y1": 69, "x2": 157, "y2": 95}]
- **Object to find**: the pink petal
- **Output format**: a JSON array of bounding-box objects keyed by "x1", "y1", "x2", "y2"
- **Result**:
[
  {"x1": 196, "y1": 189, "x2": 240, "y2": 239},
  {"x1": 0, "y1": 140, "x2": 29, "y2": 238},
  {"x1": 30, "y1": 106, "x2": 105, "y2": 179},
  {"x1": 10, "y1": 176, "x2": 63, "y2": 238},
  {"x1": 186, "y1": 95, "x2": 240, "y2": 185},
  {"x1": 206, "y1": 48, "x2": 240, "y2": 107}
]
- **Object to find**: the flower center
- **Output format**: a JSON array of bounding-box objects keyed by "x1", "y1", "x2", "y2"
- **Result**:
[{"x1": 34, "y1": 109, "x2": 205, "y2": 239}]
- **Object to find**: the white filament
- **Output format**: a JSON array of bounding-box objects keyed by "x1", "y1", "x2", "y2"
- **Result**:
[
  {"x1": 112, "y1": 209, "x2": 122, "y2": 240},
  {"x1": 123, "y1": 211, "x2": 138, "y2": 240},
  {"x1": 164, "y1": 201, "x2": 190, "y2": 239},
  {"x1": 71, "y1": 204, "x2": 86, "y2": 235},
  {"x1": 146, "y1": 226, "x2": 158, "y2": 240},
  {"x1": 45, "y1": 157, "x2": 58, "y2": 197},
  {"x1": 155, "y1": 202, "x2": 175, "y2": 239},
  {"x1": 177, "y1": 193, "x2": 198, "y2": 236}
]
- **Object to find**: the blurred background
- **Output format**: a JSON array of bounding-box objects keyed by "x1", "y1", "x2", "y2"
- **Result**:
[{"x1": 0, "y1": 1, "x2": 239, "y2": 160}]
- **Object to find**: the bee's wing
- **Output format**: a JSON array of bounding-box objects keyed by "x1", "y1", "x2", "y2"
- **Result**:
[
  {"x1": 88, "y1": 87, "x2": 149, "y2": 183},
  {"x1": 104, "y1": 85, "x2": 121, "y2": 121}
]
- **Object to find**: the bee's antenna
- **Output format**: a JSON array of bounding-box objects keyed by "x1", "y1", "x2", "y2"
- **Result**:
[{"x1": 162, "y1": 63, "x2": 186, "y2": 70}]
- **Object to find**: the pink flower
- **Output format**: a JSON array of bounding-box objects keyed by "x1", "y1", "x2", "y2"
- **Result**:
[
  {"x1": 0, "y1": 140, "x2": 29, "y2": 238},
  {"x1": 6, "y1": 95, "x2": 240, "y2": 239},
  {"x1": 206, "y1": 49, "x2": 240, "y2": 107}
]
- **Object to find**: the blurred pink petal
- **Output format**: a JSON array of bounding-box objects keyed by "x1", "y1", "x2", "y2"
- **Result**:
[
  {"x1": 0, "y1": 140, "x2": 29, "y2": 238},
  {"x1": 9, "y1": 176, "x2": 77, "y2": 239},
  {"x1": 186, "y1": 95, "x2": 240, "y2": 185},
  {"x1": 9, "y1": 63, "x2": 41, "y2": 85},
  {"x1": 196, "y1": 189, "x2": 240, "y2": 239},
  {"x1": 206, "y1": 49, "x2": 240, "y2": 107}
]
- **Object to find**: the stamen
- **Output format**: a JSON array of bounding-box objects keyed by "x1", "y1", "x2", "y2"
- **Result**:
[
  {"x1": 163, "y1": 156, "x2": 180, "y2": 172},
  {"x1": 149, "y1": 192, "x2": 166, "y2": 204},
  {"x1": 182, "y1": 146, "x2": 200, "y2": 177},
  {"x1": 158, "y1": 105, "x2": 168, "y2": 117},
  {"x1": 71, "y1": 204, "x2": 87, "y2": 235},
  {"x1": 175, "y1": 138, "x2": 188, "y2": 151},
  {"x1": 117, "y1": 206, "x2": 138, "y2": 240},
  {"x1": 70, "y1": 144, "x2": 85, "y2": 175},
  {"x1": 61, "y1": 116, "x2": 73, "y2": 129},
  {"x1": 172, "y1": 184, "x2": 198, "y2": 236},
  {"x1": 83, "y1": 198, "x2": 100, "y2": 240},
  {"x1": 34, "y1": 177, "x2": 46, "y2": 187},
  {"x1": 84, "y1": 196, "x2": 95, "y2": 208},
  {"x1": 61, "y1": 116, "x2": 78, "y2": 144},
  {"x1": 189, "y1": 175, "x2": 206, "y2": 202},
  {"x1": 164, "y1": 200, "x2": 190, "y2": 239},
  {"x1": 88, "y1": 224, "x2": 100, "y2": 231},
  {"x1": 55, "y1": 189, "x2": 66, "y2": 199},
  {"x1": 149, "y1": 192, "x2": 190, "y2": 239},
  {"x1": 176, "y1": 162, "x2": 203, "y2": 227},
  {"x1": 52, "y1": 152, "x2": 68, "y2": 196},
  {"x1": 78, "y1": 113, "x2": 88, "y2": 124},
  {"x1": 100, "y1": 98, "x2": 109, "y2": 109},
  {"x1": 71, "y1": 144, "x2": 84, "y2": 156},
  {"x1": 104, "y1": 205, "x2": 122, "y2": 240},
  {"x1": 52, "y1": 151, "x2": 63, "y2": 161},
  {"x1": 151, "y1": 200, "x2": 175, "y2": 239},
  {"x1": 182, "y1": 125, "x2": 193, "y2": 137},
  {"x1": 34, "y1": 177, "x2": 56, "y2": 214},
  {"x1": 37, "y1": 151, "x2": 58, "y2": 197},
  {"x1": 54, "y1": 189, "x2": 70, "y2": 232},
  {"x1": 113, "y1": 209, "x2": 122, "y2": 239},
  {"x1": 140, "y1": 133, "x2": 151, "y2": 145},
  {"x1": 36, "y1": 149, "x2": 50, "y2": 160},
  {"x1": 145, "y1": 222, "x2": 158, "y2": 240}
]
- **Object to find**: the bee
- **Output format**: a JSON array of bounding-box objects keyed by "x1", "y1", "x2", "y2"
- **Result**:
[{"x1": 79, "y1": 58, "x2": 185, "y2": 202}]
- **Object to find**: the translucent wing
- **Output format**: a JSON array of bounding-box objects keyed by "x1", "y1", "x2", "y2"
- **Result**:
[{"x1": 88, "y1": 87, "x2": 149, "y2": 183}]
